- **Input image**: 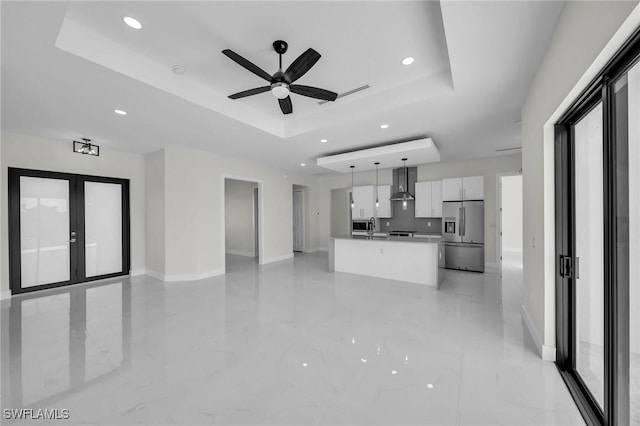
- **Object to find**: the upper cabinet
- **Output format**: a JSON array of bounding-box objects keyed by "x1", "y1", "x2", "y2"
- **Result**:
[
  {"x1": 462, "y1": 176, "x2": 484, "y2": 200},
  {"x1": 442, "y1": 176, "x2": 484, "y2": 201},
  {"x1": 352, "y1": 185, "x2": 375, "y2": 219},
  {"x1": 376, "y1": 185, "x2": 393, "y2": 218},
  {"x1": 442, "y1": 178, "x2": 463, "y2": 201},
  {"x1": 415, "y1": 180, "x2": 442, "y2": 217}
]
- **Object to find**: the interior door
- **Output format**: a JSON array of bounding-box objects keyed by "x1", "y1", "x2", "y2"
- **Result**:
[
  {"x1": 9, "y1": 169, "x2": 130, "y2": 295},
  {"x1": 292, "y1": 190, "x2": 303, "y2": 252}
]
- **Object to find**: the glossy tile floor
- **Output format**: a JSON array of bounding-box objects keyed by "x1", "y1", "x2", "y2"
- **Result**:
[{"x1": 1, "y1": 252, "x2": 584, "y2": 425}]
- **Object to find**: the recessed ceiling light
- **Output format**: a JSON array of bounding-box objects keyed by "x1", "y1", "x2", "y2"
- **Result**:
[
  {"x1": 300, "y1": 163, "x2": 306, "y2": 167},
  {"x1": 402, "y1": 57, "x2": 415, "y2": 66},
  {"x1": 114, "y1": 109, "x2": 127, "y2": 115},
  {"x1": 380, "y1": 124, "x2": 389, "y2": 129},
  {"x1": 123, "y1": 16, "x2": 142, "y2": 30},
  {"x1": 172, "y1": 65, "x2": 186, "y2": 75},
  {"x1": 320, "y1": 139, "x2": 328, "y2": 143}
]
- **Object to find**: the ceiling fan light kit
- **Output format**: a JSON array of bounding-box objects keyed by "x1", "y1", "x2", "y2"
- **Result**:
[{"x1": 222, "y1": 40, "x2": 338, "y2": 115}]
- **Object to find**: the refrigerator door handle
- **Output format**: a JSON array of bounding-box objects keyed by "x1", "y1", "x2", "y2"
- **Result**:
[
  {"x1": 461, "y1": 206, "x2": 465, "y2": 237},
  {"x1": 458, "y1": 207, "x2": 463, "y2": 236}
]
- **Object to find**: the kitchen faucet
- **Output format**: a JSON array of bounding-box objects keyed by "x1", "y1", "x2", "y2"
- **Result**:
[{"x1": 367, "y1": 217, "x2": 376, "y2": 236}]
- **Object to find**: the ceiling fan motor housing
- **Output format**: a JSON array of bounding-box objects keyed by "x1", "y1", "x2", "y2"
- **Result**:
[{"x1": 273, "y1": 40, "x2": 288, "y2": 55}]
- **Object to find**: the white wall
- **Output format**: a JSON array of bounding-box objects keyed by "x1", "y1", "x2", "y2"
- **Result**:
[
  {"x1": 224, "y1": 179, "x2": 256, "y2": 257},
  {"x1": 317, "y1": 153, "x2": 522, "y2": 267},
  {"x1": 146, "y1": 147, "x2": 320, "y2": 281},
  {"x1": 0, "y1": 131, "x2": 146, "y2": 296},
  {"x1": 521, "y1": 1, "x2": 639, "y2": 357},
  {"x1": 145, "y1": 150, "x2": 165, "y2": 277},
  {"x1": 331, "y1": 188, "x2": 351, "y2": 237},
  {"x1": 501, "y1": 175, "x2": 523, "y2": 252}
]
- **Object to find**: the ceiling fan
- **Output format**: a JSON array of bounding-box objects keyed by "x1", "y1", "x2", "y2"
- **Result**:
[{"x1": 222, "y1": 40, "x2": 338, "y2": 115}]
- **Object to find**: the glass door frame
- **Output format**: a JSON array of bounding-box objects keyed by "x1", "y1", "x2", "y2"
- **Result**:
[
  {"x1": 555, "y1": 27, "x2": 640, "y2": 426},
  {"x1": 8, "y1": 168, "x2": 131, "y2": 295}
]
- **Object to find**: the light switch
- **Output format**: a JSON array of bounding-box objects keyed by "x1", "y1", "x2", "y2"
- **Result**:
[
  {"x1": 427, "y1": 221, "x2": 431, "y2": 227},
  {"x1": 386, "y1": 221, "x2": 390, "y2": 226}
]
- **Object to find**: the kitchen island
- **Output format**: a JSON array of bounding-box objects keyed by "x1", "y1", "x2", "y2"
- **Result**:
[{"x1": 328, "y1": 235, "x2": 445, "y2": 289}]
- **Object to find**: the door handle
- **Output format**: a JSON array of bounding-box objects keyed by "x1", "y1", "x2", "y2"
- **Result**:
[
  {"x1": 69, "y1": 238, "x2": 76, "y2": 243},
  {"x1": 458, "y1": 207, "x2": 462, "y2": 236},
  {"x1": 462, "y1": 207, "x2": 466, "y2": 236}
]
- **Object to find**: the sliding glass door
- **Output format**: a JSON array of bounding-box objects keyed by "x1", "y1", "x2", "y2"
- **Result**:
[
  {"x1": 573, "y1": 102, "x2": 605, "y2": 410},
  {"x1": 9, "y1": 169, "x2": 130, "y2": 295},
  {"x1": 612, "y1": 58, "x2": 640, "y2": 425},
  {"x1": 555, "y1": 29, "x2": 640, "y2": 426}
]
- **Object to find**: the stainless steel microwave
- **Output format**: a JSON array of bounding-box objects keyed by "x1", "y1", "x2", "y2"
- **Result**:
[{"x1": 352, "y1": 221, "x2": 369, "y2": 232}]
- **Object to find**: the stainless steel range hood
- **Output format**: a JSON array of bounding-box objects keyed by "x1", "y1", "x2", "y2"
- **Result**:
[{"x1": 390, "y1": 166, "x2": 417, "y2": 201}]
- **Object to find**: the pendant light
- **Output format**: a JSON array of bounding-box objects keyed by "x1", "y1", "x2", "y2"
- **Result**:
[
  {"x1": 374, "y1": 162, "x2": 380, "y2": 209},
  {"x1": 350, "y1": 165, "x2": 355, "y2": 209},
  {"x1": 401, "y1": 158, "x2": 408, "y2": 211}
]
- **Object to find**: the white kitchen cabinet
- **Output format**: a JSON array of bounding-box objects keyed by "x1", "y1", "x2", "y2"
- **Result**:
[
  {"x1": 376, "y1": 185, "x2": 393, "y2": 218},
  {"x1": 415, "y1": 180, "x2": 443, "y2": 217},
  {"x1": 442, "y1": 178, "x2": 463, "y2": 201},
  {"x1": 462, "y1": 176, "x2": 484, "y2": 200},
  {"x1": 351, "y1": 185, "x2": 375, "y2": 219},
  {"x1": 431, "y1": 180, "x2": 442, "y2": 216},
  {"x1": 441, "y1": 176, "x2": 484, "y2": 201}
]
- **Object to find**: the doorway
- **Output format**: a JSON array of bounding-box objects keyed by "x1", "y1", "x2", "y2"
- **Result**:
[
  {"x1": 8, "y1": 168, "x2": 130, "y2": 295},
  {"x1": 224, "y1": 179, "x2": 259, "y2": 266},
  {"x1": 292, "y1": 185, "x2": 305, "y2": 253},
  {"x1": 498, "y1": 174, "x2": 523, "y2": 283}
]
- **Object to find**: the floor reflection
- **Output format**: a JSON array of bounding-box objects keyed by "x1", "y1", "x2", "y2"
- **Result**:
[{"x1": 1, "y1": 280, "x2": 131, "y2": 410}]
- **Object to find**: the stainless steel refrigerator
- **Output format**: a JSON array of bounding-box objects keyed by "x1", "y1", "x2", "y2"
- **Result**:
[{"x1": 442, "y1": 201, "x2": 484, "y2": 272}]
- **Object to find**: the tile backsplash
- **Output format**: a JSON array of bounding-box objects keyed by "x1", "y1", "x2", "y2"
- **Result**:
[{"x1": 378, "y1": 200, "x2": 442, "y2": 234}]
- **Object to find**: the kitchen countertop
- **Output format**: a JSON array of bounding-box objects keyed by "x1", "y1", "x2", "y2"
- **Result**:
[{"x1": 333, "y1": 235, "x2": 443, "y2": 244}]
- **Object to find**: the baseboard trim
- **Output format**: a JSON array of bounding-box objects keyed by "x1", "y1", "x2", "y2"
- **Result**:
[
  {"x1": 225, "y1": 250, "x2": 256, "y2": 257},
  {"x1": 521, "y1": 305, "x2": 556, "y2": 361},
  {"x1": 145, "y1": 269, "x2": 225, "y2": 282},
  {"x1": 302, "y1": 247, "x2": 320, "y2": 253},
  {"x1": 485, "y1": 262, "x2": 498, "y2": 270},
  {"x1": 146, "y1": 270, "x2": 165, "y2": 281},
  {"x1": 130, "y1": 269, "x2": 146, "y2": 277},
  {"x1": 502, "y1": 248, "x2": 523, "y2": 254},
  {"x1": 260, "y1": 253, "x2": 294, "y2": 265},
  {"x1": 164, "y1": 269, "x2": 225, "y2": 282},
  {"x1": 1, "y1": 291, "x2": 12, "y2": 300}
]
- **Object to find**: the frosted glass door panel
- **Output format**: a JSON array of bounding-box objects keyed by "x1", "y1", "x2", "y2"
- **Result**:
[
  {"x1": 624, "y1": 60, "x2": 640, "y2": 425},
  {"x1": 20, "y1": 177, "x2": 70, "y2": 287},
  {"x1": 574, "y1": 102, "x2": 605, "y2": 408},
  {"x1": 84, "y1": 182, "x2": 122, "y2": 277}
]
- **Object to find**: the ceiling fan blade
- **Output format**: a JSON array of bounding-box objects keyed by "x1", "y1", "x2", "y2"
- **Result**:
[
  {"x1": 228, "y1": 86, "x2": 271, "y2": 99},
  {"x1": 278, "y1": 96, "x2": 293, "y2": 115},
  {"x1": 222, "y1": 49, "x2": 272, "y2": 82},
  {"x1": 290, "y1": 84, "x2": 338, "y2": 101},
  {"x1": 284, "y1": 48, "x2": 321, "y2": 83}
]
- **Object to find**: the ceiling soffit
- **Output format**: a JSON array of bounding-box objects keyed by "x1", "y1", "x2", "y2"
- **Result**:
[{"x1": 54, "y1": 2, "x2": 453, "y2": 139}]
